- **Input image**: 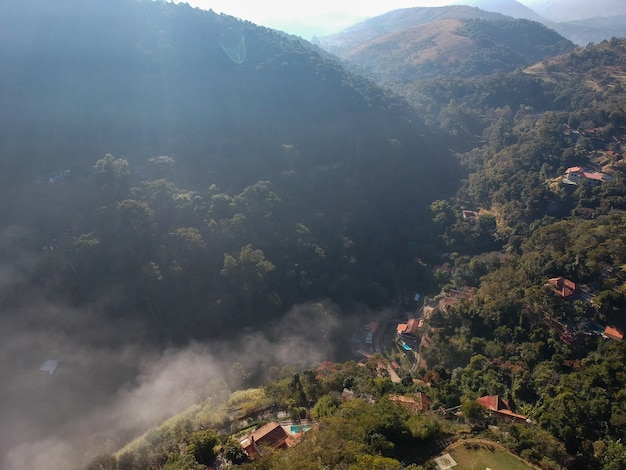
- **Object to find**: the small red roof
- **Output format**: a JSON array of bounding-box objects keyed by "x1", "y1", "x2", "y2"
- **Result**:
[
  {"x1": 605, "y1": 326, "x2": 624, "y2": 340},
  {"x1": 477, "y1": 395, "x2": 508, "y2": 411},
  {"x1": 477, "y1": 395, "x2": 526, "y2": 422},
  {"x1": 565, "y1": 166, "x2": 584, "y2": 174},
  {"x1": 583, "y1": 171, "x2": 606, "y2": 181}
]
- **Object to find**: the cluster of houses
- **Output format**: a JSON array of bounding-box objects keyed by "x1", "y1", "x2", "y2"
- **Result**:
[
  {"x1": 237, "y1": 389, "x2": 434, "y2": 461},
  {"x1": 561, "y1": 122, "x2": 626, "y2": 185},
  {"x1": 547, "y1": 276, "x2": 624, "y2": 342}
]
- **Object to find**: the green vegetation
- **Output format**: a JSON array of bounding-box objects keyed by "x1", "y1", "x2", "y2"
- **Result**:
[{"x1": 3, "y1": 0, "x2": 626, "y2": 468}]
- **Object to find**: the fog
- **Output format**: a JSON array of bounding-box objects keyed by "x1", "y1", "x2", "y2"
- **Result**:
[{"x1": 0, "y1": 234, "x2": 352, "y2": 469}]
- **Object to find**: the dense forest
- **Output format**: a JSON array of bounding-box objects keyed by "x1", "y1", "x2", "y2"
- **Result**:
[
  {"x1": 0, "y1": 0, "x2": 458, "y2": 341},
  {"x1": 3, "y1": 1, "x2": 626, "y2": 469},
  {"x1": 80, "y1": 37, "x2": 626, "y2": 470}
]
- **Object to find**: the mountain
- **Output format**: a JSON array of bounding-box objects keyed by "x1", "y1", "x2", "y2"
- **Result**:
[
  {"x1": 553, "y1": 16, "x2": 626, "y2": 46},
  {"x1": 524, "y1": 36, "x2": 626, "y2": 90},
  {"x1": 314, "y1": 7, "x2": 574, "y2": 82},
  {"x1": 0, "y1": 0, "x2": 454, "y2": 191},
  {"x1": 462, "y1": 0, "x2": 626, "y2": 45},
  {"x1": 74, "y1": 39, "x2": 626, "y2": 470},
  {"x1": 314, "y1": 6, "x2": 509, "y2": 55},
  {"x1": 521, "y1": 0, "x2": 626, "y2": 22},
  {"x1": 0, "y1": 1, "x2": 465, "y2": 468},
  {"x1": 465, "y1": 0, "x2": 547, "y2": 22}
]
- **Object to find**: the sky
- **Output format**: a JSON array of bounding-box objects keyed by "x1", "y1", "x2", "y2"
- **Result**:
[{"x1": 173, "y1": 1, "x2": 460, "y2": 38}]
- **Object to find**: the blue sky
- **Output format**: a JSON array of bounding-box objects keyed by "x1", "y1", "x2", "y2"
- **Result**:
[{"x1": 173, "y1": 1, "x2": 459, "y2": 38}]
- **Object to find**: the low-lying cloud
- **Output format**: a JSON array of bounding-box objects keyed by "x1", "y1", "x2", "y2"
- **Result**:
[{"x1": 1, "y1": 295, "x2": 350, "y2": 469}]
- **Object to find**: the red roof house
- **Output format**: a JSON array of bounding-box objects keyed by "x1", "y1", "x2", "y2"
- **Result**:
[
  {"x1": 240, "y1": 422, "x2": 292, "y2": 459},
  {"x1": 476, "y1": 395, "x2": 527, "y2": 424},
  {"x1": 564, "y1": 167, "x2": 611, "y2": 185},
  {"x1": 548, "y1": 277, "x2": 577, "y2": 298},
  {"x1": 396, "y1": 318, "x2": 421, "y2": 339}
]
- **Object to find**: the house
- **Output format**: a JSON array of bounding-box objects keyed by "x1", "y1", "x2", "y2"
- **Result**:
[
  {"x1": 604, "y1": 326, "x2": 624, "y2": 340},
  {"x1": 462, "y1": 210, "x2": 479, "y2": 222},
  {"x1": 548, "y1": 277, "x2": 577, "y2": 298},
  {"x1": 240, "y1": 422, "x2": 292, "y2": 459},
  {"x1": 390, "y1": 392, "x2": 430, "y2": 413},
  {"x1": 563, "y1": 166, "x2": 611, "y2": 185},
  {"x1": 396, "y1": 318, "x2": 421, "y2": 340},
  {"x1": 476, "y1": 395, "x2": 527, "y2": 424}
]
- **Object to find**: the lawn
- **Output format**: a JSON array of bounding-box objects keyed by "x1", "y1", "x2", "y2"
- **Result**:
[{"x1": 440, "y1": 440, "x2": 536, "y2": 470}]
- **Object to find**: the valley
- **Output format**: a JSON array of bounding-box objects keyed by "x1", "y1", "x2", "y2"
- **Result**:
[{"x1": 1, "y1": 1, "x2": 626, "y2": 469}]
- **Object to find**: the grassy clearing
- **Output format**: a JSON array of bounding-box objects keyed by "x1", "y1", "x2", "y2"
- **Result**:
[{"x1": 442, "y1": 440, "x2": 536, "y2": 470}]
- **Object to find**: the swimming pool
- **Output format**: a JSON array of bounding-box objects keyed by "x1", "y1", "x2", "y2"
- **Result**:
[{"x1": 290, "y1": 424, "x2": 312, "y2": 434}]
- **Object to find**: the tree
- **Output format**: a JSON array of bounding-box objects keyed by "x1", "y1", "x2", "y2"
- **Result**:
[
  {"x1": 461, "y1": 399, "x2": 488, "y2": 428},
  {"x1": 311, "y1": 394, "x2": 341, "y2": 419},
  {"x1": 222, "y1": 436, "x2": 249, "y2": 465},
  {"x1": 188, "y1": 429, "x2": 219, "y2": 466},
  {"x1": 93, "y1": 154, "x2": 130, "y2": 198}
]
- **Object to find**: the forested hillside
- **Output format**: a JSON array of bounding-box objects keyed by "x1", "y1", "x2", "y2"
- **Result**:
[
  {"x1": 0, "y1": 0, "x2": 458, "y2": 339},
  {"x1": 314, "y1": 7, "x2": 574, "y2": 82},
  {"x1": 404, "y1": 38, "x2": 626, "y2": 469},
  {"x1": 4, "y1": 1, "x2": 626, "y2": 469},
  {"x1": 71, "y1": 34, "x2": 626, "y2": 470},
  {"x1": 0, "y1": 1, "x2": 462, "y2": 469}
]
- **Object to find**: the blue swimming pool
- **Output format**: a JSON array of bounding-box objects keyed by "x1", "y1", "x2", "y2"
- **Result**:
[{"x1": 290, "y1": 424, "x2": 312, "y2": 434}]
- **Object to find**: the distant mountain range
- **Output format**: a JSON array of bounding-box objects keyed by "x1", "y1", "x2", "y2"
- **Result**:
[
  {"x1": 314, "y1": 0, "x2": 626, "y2": 48},
  {"x1": 471, "y1": 0, "x2": 626, "y2": 44},
  {"x1": 520, "y1": 0, "x2": 626, "y2": 23},
  {"x1": 315, "y1": 6, "x2": 574, "y2": 82}
]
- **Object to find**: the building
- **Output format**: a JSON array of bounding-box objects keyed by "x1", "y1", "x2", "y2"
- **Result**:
[
  {"x1": 563, "y1": 166, "x2": 611, "y2": 185},
  {"x1": 396, "y1": 318, "x2": 421, "y2": 340},
  {"x1": 476, "y1": 395, "x2": 527, "y2": 424},
  {"x1": 462, "y1": 210, "x2": 479, "y2": 222},
  {"x1": 240, "y1": 422, "x2": 293, "y2": 459},
  {"x1": 548, "y1": 277, "x2": 577, "y2": 298}
]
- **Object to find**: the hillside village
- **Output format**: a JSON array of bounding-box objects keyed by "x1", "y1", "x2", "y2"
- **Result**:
[{"x1": 4, "y1": 1, "x2": 626, "y2": 469}]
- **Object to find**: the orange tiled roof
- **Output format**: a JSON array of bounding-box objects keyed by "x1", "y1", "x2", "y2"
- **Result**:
[
  {"x1": 241, "y1": 422, "x2": 290, "y2": 458},
  {"x1": 565, "y1": 166, "x2": 584, "y2": 174},
  {"x1": 476, "y1": 395, "x2": 526, "y2": 422},
  {"x1": 548, "y1": 277, "x2": 577, "y2": 298},
  {"x1": 397, "y1": 318, "x2": 420, "y2": 337},
  {"x1": 605, "y1": 326, "x2": 624, "y2": 340}
]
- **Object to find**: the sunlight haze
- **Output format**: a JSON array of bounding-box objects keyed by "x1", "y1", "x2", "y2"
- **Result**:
[{"x1": 174, "y1": 0, "x2": 460, "y2": 37}]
